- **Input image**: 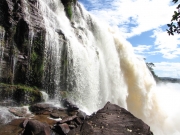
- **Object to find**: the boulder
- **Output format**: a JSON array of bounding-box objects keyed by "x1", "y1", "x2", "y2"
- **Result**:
[
  {"x1": 29, "y1": 103, "x2": 69, "y2": 118},
  {"x1": 22, "y1": 119, "x2": 51, "y2": 135},
  {"x1": 0, "y1": 118, "x2": 25, "y2": 135},
  {"x1": 61, "y1": 99, "x2": 79, "y2": 111},
  {"x1": 29, "y1": 103, "x2": 57, "y2": 114},
  {"x1": 68, "y1": 102, "x2": 153, "y2": 135},
  {"x1": 8, "y1": 107, "x2": 27, "y2": 117},
  {"x1": 58, "y1": 115, "x2": 77, "y2": 124},
  {"x1": 77, "y1": 110, "x2": 87, "y2": 120},
  {"x1": 0, "y1": 102, "x2": 153, "y2": 135},
  {"x1": 53, "y1": 123, "x2": 70, "y2": 135}
]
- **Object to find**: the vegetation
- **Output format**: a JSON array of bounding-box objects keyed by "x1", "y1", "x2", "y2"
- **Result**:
[
  {"x1": 66, "y1": 3, "x2": 73, "y2": 20},
  {"x1": 61, "y1": 0, "x2": 77, "y2": 20},
  {"x1": 146, "y1": 62, "x2": 159, "y2": 82},
  {"x1": 0, "y1": 83, "x2": 43, "y2": 105},
  {"x1": 146, "y1": 61, "x2": 180, "y2": 83},
  {"x1": 29, "y1": 31, "x2": 45, "y2": 87},
  {"x1": 167, "y1": 0, "x2": 180, "y2": 35}
]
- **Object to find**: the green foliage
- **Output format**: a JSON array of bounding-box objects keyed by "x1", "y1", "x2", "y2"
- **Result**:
[
  {"x1": 31, "y1": 51, "x2": 38, "y2": 62},
  {"x1": 66, "y1": 4, "x2": 72, "y2": 20},
  {"x1": 29, "y1": 31, "x2": 45, "y2": 87},
  {"x1": 61, "y1": 0, "x2": 76, "y2": 20},
  {"x1": 0, "y1": 83, "x2": 43, "y2": 105},
  {"x1": 145, "y1": 60, "x2": 159, "y2": 82},
  {"x1": 167, "y1": 0, "x2": 180, "y2": 35}
]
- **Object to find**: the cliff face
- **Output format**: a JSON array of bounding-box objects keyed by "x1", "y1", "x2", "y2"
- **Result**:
[{"x1": 0, "y1": 0, "x2": 45, "y2": 87}]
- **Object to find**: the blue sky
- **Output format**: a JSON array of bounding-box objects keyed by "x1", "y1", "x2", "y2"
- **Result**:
[{"x1": 78, "y1": 0, "x2": 180, "y2": 78}]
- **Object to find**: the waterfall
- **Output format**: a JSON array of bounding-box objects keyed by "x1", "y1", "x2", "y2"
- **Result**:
[
  {"x1": 40, "y1": 91, "x2": 49, "y2": 102},
  {"x1": 0, "y1": 0, "x2": 176, "y2": 134},
  {"x1": 0, "y1": 107, "x2": 16, "y2": 125},
  {"x1": 37, "y1": 0, "x2": 128, "y2": 112},
  {"x1": 38, "y1": 0, "x2": 66, "y2": 99},
  {"x1": 37, "y1": 0, "x2": 154, "y2": 117},
  {"x1": 0, "y1": 26, "x2": 5, "y2": 79}
]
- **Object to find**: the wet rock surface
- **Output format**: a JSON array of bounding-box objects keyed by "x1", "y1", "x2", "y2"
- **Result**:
[
  {"x1": 0, "y1": 0, "x2": 45, "y2": 86},
  {"x1": 61, "y1": 99, "x2": 79, "y2": 111},
  {"x1": 0, "y1": 102, "x2": 153, "y2": 135},
  {"x1": 68, "y1": 102, "x2": 153, "y2": 135},
  {"x1": 9, "y1": 107, "x2": 27, "y2": 117},
  {"x1": 22, "y1": 119, "x2": 51, "y2": 135}
]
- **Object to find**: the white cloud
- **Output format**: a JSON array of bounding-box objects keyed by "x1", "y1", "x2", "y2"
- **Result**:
[
  {"x1": 129, "y1": 28, "x2": 180, "y2": 59},
  {"x1": 154, "y1": 62, "x2": 180, "y2": 78},
  {"x1": 133, "y1": 45, "x2": 152, "y2": 58},
  {"x1": 79, "y1": 1, "x2": 180, "y2": 80},
  {"x1": 151, "y1": 28, "x2": 180, "y2": 59},
  {"x1": 82, "y1": 0, "x2": 176, "y2": 38},
  {"x1": 133, "y1": 45, "x2": 152, "y2": 54}
]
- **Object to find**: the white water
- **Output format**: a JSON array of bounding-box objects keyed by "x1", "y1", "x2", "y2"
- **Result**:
[
  {"x1": 153, "y1": 83, "x2": 180, "y2": 135},
  {"x1": 0, "y1": 107, "x2": 16, "y2": 124},
  {"x1": 0, "y1": 0, "x2": 177, "y2": 134},
  {"x1": 0, "y1": 26, "x2": 5, "y2": 78},
  {"x1": 40, "y1": 91, "x2": 49, "y2": 102}
]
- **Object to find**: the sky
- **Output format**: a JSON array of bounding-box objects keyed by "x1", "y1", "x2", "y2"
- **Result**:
[{"x1": 78, "y1": 0, "x2": 180, "y2": 78}]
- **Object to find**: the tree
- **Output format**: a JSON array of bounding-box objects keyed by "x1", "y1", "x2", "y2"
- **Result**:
[
  {"x1": 144, "y1": 59, "x2": 159, "y2": 82},
  {"x1": 167, "y1": 0, "x2": 180, "y2": 35}
]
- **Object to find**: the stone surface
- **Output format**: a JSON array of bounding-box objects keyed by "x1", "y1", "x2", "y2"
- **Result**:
[
  {"x1": 57, "y1": 123, "x2": 70, "y2": 134},
  {"x1": 58, "y1": 115, "x2": 77, "y2": 124},
  {"x1": 29, "y1": 103, "x2": 68, "y2": 117},
  {"x1": 0, "y1": 84, "x2": 43, "y2": 105},
  {"x1": 61, "y1": 99, "x2": 79, "y2": 111},
  {"x1": 8, "y1": 107, "x2": 27, "y2": 117},
  {"x1": 0, "y1": 0, "x2": 45, "y2": 87},
  {"x1": 0, "y1": 118, "x2": 25, "y2": 135},
  {"x1": 0, "y1": 102, "x2": 153, "y2": 135},
  {"x1": 68, "y1": 102, "x2": 153, "y2": 135},
  {"x1": 23, "y1": 119, "x2": 51, "y2": 135}
]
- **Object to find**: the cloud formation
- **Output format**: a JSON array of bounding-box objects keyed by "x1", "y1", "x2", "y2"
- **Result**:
[
  {"x1": 80, "y1": 0, "x2": 175, "y2": 38},
  {"x1": 154, "y1": 62, "x2": 180, "y2": 78},
  {"x1": 79, "y1": 0, "x2": 180, "y2": 77},
  {"x1": 151, "y1": 28, "x2": 180, "y2": 59}
]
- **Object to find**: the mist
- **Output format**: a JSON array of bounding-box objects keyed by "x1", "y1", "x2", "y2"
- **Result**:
[{"x1": 151, "y1": 82, "x2": 180, "y2": 135}]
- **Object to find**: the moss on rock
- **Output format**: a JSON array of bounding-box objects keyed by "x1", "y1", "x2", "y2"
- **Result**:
[
  {"x1": 28, "y1": 30, "x2": 45, "y2": 88},
  {"x1": 0, "y1": 83, "x2": 43, "y2": 106},
  {"x1": 61, "y1": 0, "x2": 77, "y2": 20}
]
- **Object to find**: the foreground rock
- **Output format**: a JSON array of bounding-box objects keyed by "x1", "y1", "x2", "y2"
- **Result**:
[
  {"x1": 0, "y1": 102, "x2": 153, "y2": 135},
  {"x1": 0, "y1": 84, "x2": 43, "y2": 106},
  {"x1": 68, "y1": 102, "x2": 153, "y2": 135},
  {"x1": 22, "y1": 119, "x2": 51, "y2": 135}
]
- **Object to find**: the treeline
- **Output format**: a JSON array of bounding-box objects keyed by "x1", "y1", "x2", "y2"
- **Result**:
[
  {"x1": 158, "y1": 77, "x2": 180, "y2": 83},
  {"x1": 146, "y1": 62, "x2": 180, "y2": 83}
]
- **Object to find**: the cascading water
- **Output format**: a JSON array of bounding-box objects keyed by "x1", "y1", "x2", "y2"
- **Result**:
[
  {"x1": 37, "y1": 0, "x2": 67, "y2": 100},
  {"x1": 0, "y1": 26, "x2": 5, "y2": 78},
  {"x1": 5, "y1": 0, "x2": 178, "y2": 134},
  {"x1": 0, "y1": 107, "x2": 16, "y2": 125},
  {"x1": 38, "y1": 0, "x2": 128, "y2": 112}
]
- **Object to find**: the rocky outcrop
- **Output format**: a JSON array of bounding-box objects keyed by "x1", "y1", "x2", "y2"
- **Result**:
[
  {"x1": 69, "y1": 102, "x2": 153, "y2": 135},
  {"x1": 22, "y1": 119, "x2": 51, "y2": 135},
  {"x1": 61, "y1": 98, "x2": 79, "y2": 111},
  {"x1": 0, "y1": 102, "x2": 153, "y2": 135},
  {"x1": 0, "y1": 83, "x2": 43, "y2": 105},
  {"x1": 0, "y1": 0, "x2": 45, "y2": 86}
]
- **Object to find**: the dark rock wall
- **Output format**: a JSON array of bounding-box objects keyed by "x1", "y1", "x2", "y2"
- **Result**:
[{"x1": 0, "y1": 0, "x2": 45, "y2": 87}]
